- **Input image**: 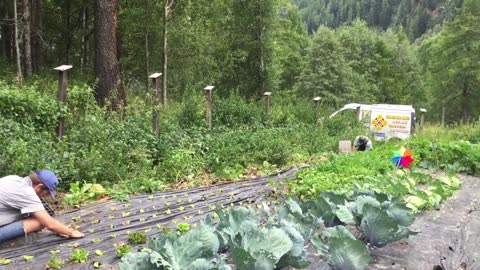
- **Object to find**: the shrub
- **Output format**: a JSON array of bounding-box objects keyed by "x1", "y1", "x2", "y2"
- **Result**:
[{"x1": 0, "y1": 85, "x2": 58, "y2": 131}]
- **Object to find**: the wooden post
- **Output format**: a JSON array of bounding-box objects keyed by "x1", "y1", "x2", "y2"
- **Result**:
[
  {"x1": 54, "y1": 65, "x2": 72, "y2": 140},
  {"x1": 420, "y1": 108, "x2": 426, "y2": 134},
  {"x1": 263, "y1": 92, "x2": 271, "y2": 125},
  {"x1": 204, "y1": 85, "x2": 214, "y2": 130},
  {"x1": 313, "y1": 96, "x2": 321, "y2": 124},
  {"x1": 149, "y1": 73, "x2": 162, "y2": 136}
]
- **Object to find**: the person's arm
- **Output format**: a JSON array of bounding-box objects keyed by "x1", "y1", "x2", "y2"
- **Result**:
[{"x1": 32, "y1": 210, "x2": 84, "y2": 238}]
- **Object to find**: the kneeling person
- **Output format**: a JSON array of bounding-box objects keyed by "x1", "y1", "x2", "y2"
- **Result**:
[
  {"x1": 353, "y1": 135, "x2": 373, "y2": 152},
  {"x1": 0, "y1": 170, "x2": 84, "y2": 242}
]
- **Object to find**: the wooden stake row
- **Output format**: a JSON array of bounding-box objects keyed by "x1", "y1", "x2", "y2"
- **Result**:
[{"x1": 53, "y1": 67, "x2": 427, "y2": 139}]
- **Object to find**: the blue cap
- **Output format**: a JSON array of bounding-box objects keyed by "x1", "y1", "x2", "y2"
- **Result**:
[{"x1": 35, "y1": 170, "x2": 59, "y2": 200}]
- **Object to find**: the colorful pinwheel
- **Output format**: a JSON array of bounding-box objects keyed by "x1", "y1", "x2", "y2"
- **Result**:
[{"x1": 391, "y1": 147, "x2": 414, "y2": 168}]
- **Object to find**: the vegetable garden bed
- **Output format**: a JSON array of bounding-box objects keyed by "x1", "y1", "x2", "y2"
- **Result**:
[
  {"x1": 1, "y1": 167, "x2": 479, "y2": 270},
  {"x1": 303, "y1": 173, "x2": 480, "y2": 270},
  {"x1": 368, "y1": 174, "x2": 480, "y2": 270},
  {"x1": 0, "y1": 167, "x2": 301, "y2": 269}
]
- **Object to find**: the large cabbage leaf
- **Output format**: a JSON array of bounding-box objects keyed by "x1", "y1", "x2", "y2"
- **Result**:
[
  {"x1": 119, "y1": 225, "x2": 224, "y2": 270},
  {"x1": 360, "y1": 204, "x2": 417, "y2": 247},
  {"x1": 311, "y1": 226, "x2": 370, "y2": 270},
  {"x1": 231, "y1": 227, "x2": 293, "y2": 270}
]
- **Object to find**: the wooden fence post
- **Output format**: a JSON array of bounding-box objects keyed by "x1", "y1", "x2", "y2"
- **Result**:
[
  {"x1": 149, "y1": 73, "x2": 162, "y2": 136},
  {"x1": 204, "y1": 85, "x2": 214, "y2": 130},
  {"x1": 313, "y1": 96, "x2": 321, "y2": 124},
  {"x1": 420, "y1": 108, "x2": 427, "y2": 134},
  {"x1": 263, "y1": 92, "x2": 271, "y2": 125},
  {"x1": 54, "y1": 65, "x2": 72, "y2": 140}
]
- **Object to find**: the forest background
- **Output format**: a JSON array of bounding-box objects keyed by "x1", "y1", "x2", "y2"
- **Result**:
[{"x1": 0, "y1": 0, "x2": 479, "y2": 196}]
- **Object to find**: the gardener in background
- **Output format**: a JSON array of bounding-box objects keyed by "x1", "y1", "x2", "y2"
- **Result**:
[
  {"x1": 352, "y1": 135, "x2": 373, "y2": 152},
  {"x1": 0, "y1": 170, "x2": 84, "y2": 242}
]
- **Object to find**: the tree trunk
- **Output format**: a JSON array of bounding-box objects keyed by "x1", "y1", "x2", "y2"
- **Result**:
[
  {"x1": 32, "y1": 0, "x2": 43, "y2": 73},
  {"x1": 13, "y1": 0, "x2": 23, "y2": 88},
  {"x1": 94, "y1": 0, "x2": 126, "y2": 110},
  {"x1": 258, "y1": 0, "x2": 265, "y2": 96},
  {"x1": 462, "y1": 81, "x2": 469, "y2": 124},
  {"x1": 80, "y1": 6, "x2": 88, "y2": 73},
  {"x1": 162, "y1": 0, "x2": 173, "y2": 108},
  {"x1": 65, "y1": 0, "x2": 72, "y2": 64},
  {"x1": 0, "y1": 0, "x2": 12, "y2": 63},
  {"x1": 144, "y1": 0, "x2": 150, "y2": 92},
  {"x1": 23, "y1": 0, "x2": 32, "y2": 77}
]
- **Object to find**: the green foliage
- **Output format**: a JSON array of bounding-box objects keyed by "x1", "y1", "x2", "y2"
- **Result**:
[
  {"x1": 215, "y1": 208, "x2": 294, "y2": 270},
  {"x1": 418, "y1": 0, "x2": 480, "y2": 124},
  {"x1": 295, "y1": 21, "x2": 425, "y2": 107},
  {"x1": 120, "y1": 225, "x2": 226, "y2": 270},
  {"x1": 176, "y1": 223, "x2": 191, "y2": 234},
  {"x1": 0, "y1": 118, "x2": 54, "y2": 175},
  {"x1": 0, "y1": 257, "x2": 11, "y2": 265},
  {"x1": 359, "y1": 203, "x2": 416, "y2": 247},
  {"x1": 312, "y1": 226, "x2": 370, "y2": 270},
  {"x1": 64, "y1": 182, "x2": 107, "y2": 205},
  {"x1": 212, "y1": 94, "x2": 262, "y2": 128},
  {"x1": 121, "y1": 189, "x2": 420, "y2": 270},
  {"x1": 23, "y1": 255, "x2": 34, "y2": 261},
  {"x1": 69, "y1": 248, "x2": 89, "y2": 263},
  {"x1": 46, "y1": 256, "x2": 64, "y2": 269},
  {"x1": 422, "y1": 124, "x2": 480, "y2": 144},
  {"x1": 128, "y1": 231, "x2": 148, "y2": 245},
  {"x1": 0, "y1": 85, "x2": 58, "y2": 131},
  {"x1": 292, "y1": 0, "x2": 460, "y2": 39},
  {"x1": 116, "y1": 244, "x2": 132, "y2": 258},
  {"x1": 411, "y1": 139, "x2": 480, "y2": 176},
  {"x1": 291, "y1": 145, "x2": 396, "y2": 198},
  {"x1": 177, "y1": 95, "x2": 206, "y2": 129}
]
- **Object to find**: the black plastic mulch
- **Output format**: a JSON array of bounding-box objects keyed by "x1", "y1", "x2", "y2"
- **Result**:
[
  {"x1": 367, "y1": 174, "x2": 480, "y2": 270},
  {"x1": 0, "y1": 167, "x2": 301, "y2": 270}
]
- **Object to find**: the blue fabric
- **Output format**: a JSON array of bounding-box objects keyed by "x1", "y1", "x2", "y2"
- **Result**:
[{"x1": 0, "y1": 220, "x2": 25, "y2": 242}]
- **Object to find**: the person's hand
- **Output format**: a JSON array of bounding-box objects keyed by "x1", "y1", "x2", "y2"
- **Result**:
[{"x1": 70, "y1": 229, "x2": 85, "y2": 238}]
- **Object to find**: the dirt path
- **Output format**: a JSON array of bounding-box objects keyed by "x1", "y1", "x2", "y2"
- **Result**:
[{"x1": 367, "y1": 174, "x2": 480, "y2": 270}]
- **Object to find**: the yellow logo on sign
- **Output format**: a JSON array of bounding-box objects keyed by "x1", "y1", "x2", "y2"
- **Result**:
[{"x1": 372, "y1": 115, "x2": 388, "y2": 131}]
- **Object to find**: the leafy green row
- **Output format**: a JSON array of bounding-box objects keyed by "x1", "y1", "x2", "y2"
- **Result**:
[
  {"x1": 119, "y1": 189, "x2": 419, "y2": 270},
  {"x1": 355, "y1": 172, "x2": 461, "y2": 213},
  {"x1": 411, "y1": 139, "x2": 480, "y2": 176}
]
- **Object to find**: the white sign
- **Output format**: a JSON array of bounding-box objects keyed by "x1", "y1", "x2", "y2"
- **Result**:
[{"x1": 369, "y1": 105, "x2": 413, "y2": 140}]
